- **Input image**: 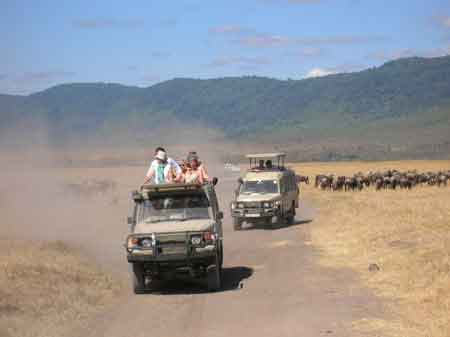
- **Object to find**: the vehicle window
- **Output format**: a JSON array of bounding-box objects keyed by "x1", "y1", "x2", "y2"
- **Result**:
[
  {"x1": 136, "y1": 193, "x2": 211, "y2": 223},
  {"x1": 240, "y1": 180, "x2": 279, "y2": 194}
]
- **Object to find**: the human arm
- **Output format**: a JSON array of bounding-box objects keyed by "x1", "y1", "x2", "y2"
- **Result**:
[
  {"x1": 199, "y1": 164, "x2": 209, "y2": 182},
  {"x1": 143, "y1": 162, "x2": 155, "y2": 185},
  {"x1": 168, "y1": 158, "x2": 183, "y2": 182}
]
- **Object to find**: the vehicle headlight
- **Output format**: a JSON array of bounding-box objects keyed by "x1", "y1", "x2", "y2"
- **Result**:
[
  {"x1": 141, "y1": 238, "x2": 153, "y2": 248},
  {"x1": 203, "y1": 231, "x2": 216, "y2": 242},
  {"x1": 127, "y1": 235, "x2": 154, "y2": 249},
  {"x1": 127, "y1": 236, "x2": 138, "y2": 248},
  {"x1": 263, "y1": 202, "x2": 272, "y2": 208},
  {"x1": 274, "y1": 200, "x2": 282, "y2": 206},
  {"x1": 237, "y1": 202, "x2": 244, "y2": 209},
  {"x1": 191, "y1": 235, "x2": 202, "y2": 245}
]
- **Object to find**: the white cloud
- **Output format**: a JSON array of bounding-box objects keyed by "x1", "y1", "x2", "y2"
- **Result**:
[
  {"x1": 209, "y1": 25, "x2": 251, "y2": 35},
  {"x1": 435, "y1": 16, "x2": 450, "y2": 29},
  {"x1": 209, "y1": 56, "x2": 272, "y2": 67},
  {"x1": 304, "y1": 67, "x2": 337, "y2": 78},
  {"x1": 370, "y1": 46, "x2": 450, "y2": 62},
  {"x1": 141, "y1": 74, "x2": 160, "y2": 82},
  {"x1": 443, "y1": 17, "x2": 450, "y2": 28},
  {"x1": 236, "y1": 34, "x2": 291, "y2": 48},
  {"x1": 298, "y1": 47, "x2": 323, "y2": 57},
  {"x1": 235, "y1": 33, "x2": 383, "y2": 48},
  {"x1": 73, "y1": 18, "x2": 143, "y2": 29}
]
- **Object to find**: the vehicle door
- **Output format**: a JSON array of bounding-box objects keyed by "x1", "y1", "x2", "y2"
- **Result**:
[
  {"x1": 205, "y1": 185, "x2": 223, "y2": 238},
  {"x1": 293, "y1": 173, "x2": 299, "y2": 208},
  {"x1": 286, "y1": 173, "x2": 297, "y2": 209},
  {"x1": 280, "y1": 175, "x2": 290, "y2": 216}
]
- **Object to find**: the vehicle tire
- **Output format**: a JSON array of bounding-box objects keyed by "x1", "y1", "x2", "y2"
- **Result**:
[
  {"x1": 131, "y1": 263, "x2": 146, "y2": 294},
  {"x1": 207, "y1": 253, "x2": 222, "y2": 292},
  {"x1": 286, "y1": 214, "x2": 294, "y2": 225},
  {"x1": 233, "y1": 217, "x2": 242, "y2": 231},
  {"x1": 285, "y1": 202, "x2": 296, "y2": 225},
  {"x1": 270, "y1": 216, "x2": 279, "y2": 229}
]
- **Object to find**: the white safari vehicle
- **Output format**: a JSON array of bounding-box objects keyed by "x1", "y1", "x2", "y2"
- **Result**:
[
  {"x1": 125, "y1": 182, "x2": 224, "y2": 293},
  {"x1": 230, "y1": 153, "x2": 299, "y2": 230}
]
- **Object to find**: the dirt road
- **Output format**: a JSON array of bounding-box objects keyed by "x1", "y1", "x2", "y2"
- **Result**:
[{"x1": 58, "y1": 169, "x2": 381, "y2": 337}]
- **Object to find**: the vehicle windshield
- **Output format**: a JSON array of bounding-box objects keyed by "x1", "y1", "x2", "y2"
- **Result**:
[
  {"x1": 240, "y1": 180, "x2": 279, "y2": 194},
  {"x1": 136, "y1": 192, "x2": 211, "y2": 224}
]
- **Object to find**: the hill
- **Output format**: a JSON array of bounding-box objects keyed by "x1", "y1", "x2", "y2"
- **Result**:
[{"x1": 1, "y1": 55, "x2": 450, "y2": 159}]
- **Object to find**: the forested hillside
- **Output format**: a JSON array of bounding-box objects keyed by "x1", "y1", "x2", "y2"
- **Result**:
[{"x1": 1, "y1": 55, "x2": 450, "y2": 158}]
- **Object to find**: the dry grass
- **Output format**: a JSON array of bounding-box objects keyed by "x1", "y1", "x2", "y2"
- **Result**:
[
  {"x1": 0, "y1": 239, "x2": 123, "y2": 337},
  {"x1": 292, "y1": 160, "x2": 450, "y2": 337}
]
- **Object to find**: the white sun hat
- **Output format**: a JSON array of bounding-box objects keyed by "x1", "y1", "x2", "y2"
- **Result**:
[{"x1": 155, "y1": 150, "x2": 167, "y2": 161}]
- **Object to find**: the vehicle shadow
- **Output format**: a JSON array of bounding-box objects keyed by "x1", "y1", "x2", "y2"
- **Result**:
[
  {"x1": 147, "y1": 266, "x2": 253, "y2": 295},
  {"x1": 242, "y1": 218, "x2": 313, "y2": 231}
]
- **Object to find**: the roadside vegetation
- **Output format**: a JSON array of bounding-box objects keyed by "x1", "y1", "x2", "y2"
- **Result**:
[
  {"x1": 294, "y1": 160, "x2": 450, "y2": 337},
  {"x1": 0, "y1": 239, "x2": 123, "y2": 337}
]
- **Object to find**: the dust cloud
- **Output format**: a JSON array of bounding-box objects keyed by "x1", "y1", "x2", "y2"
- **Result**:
[{"x1": 0, "y1": 120, "x2": 236, "y2": 268}]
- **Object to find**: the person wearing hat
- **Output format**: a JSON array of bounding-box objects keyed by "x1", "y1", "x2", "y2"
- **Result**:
[{"x1": 143, "y1": 147, "x2": 182, "y2": 185}]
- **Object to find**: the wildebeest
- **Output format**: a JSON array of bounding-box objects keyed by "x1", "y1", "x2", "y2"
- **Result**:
[
  {"x1": 297, "y1": 175, "x2": 310, "y2": 185},
  {"x1": 315, "y1": 168, "x2": 450, "y2": 192}
]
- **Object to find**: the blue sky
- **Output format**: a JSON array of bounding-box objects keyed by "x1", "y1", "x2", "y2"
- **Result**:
[{"x1": 1, "y1": 0, "x2": 450, "y2": 94}]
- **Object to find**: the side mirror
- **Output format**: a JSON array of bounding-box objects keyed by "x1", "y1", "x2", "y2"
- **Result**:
[
  {"x1": 132, "y1": 190, "x2": 143, "y2": 203},
  {"x1": 237, "y1": 177, "x2": 243, "y2": 185},
  {"x1": 217, "y1": 211, "x2": 224, "y2": 220},
  {"x1": 212, "y1": 177, "x2": 218, "y2": 186}
]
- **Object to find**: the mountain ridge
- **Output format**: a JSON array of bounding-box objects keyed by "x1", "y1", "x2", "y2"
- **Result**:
[{"x1": 1, "y1": 55, "x2": 450, "y2": 154}]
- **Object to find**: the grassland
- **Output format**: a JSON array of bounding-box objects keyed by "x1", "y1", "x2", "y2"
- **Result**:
[
  {"x1": 293, "y1": 160, "x2": 450, "y2": 337},
  {"x1": 0, "y1": 239, "x2": 123, "y2": 337}
]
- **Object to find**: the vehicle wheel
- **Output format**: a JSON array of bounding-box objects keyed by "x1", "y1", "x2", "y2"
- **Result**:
[
  {"x1": 286, "y1": 203, "x2": 295, "y2": 225},
  {"x1": 131, "y1": 263, "x2": 146, "y2": 294},
  {"x1": 207, "y1": 253, "x2": 222, "y2": 292},
  {"x1": 286, "y1": 214, "x2": 294, "y2": 225},
  {"x1": 270, "y1": 216, "x2": 279, "y2": 229},
  {"x1": 233, "y1": 218, "x2": 242, "y2": 231}
]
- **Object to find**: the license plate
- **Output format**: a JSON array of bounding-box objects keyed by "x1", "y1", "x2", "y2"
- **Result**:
[
  {"x1": 245, "y1": 213, "x2": 261, "y2": 218},
  {"x1": 160, "y1": 246, "x2": 187, "y2": 255},
  {"x1": 133, "y1": 249, "x2": 153, "y2": 255}
]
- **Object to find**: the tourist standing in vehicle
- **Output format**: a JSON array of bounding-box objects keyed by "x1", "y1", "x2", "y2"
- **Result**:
[
  {"x1": 143, "y1": 147, "x2": 182, "y2": 185},
  {"x1": 183, "y1": 152, "x2": 210, "y2": 184}
]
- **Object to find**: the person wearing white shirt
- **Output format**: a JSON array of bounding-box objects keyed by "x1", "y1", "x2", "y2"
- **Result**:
[{"x1": 143, "y1": 147, "x2": 182, "y2": 185}]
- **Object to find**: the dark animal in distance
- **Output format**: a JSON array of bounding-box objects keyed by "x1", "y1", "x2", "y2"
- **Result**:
[{"x1": 314, "y1": 170, "x2": 450, "y2": 192}]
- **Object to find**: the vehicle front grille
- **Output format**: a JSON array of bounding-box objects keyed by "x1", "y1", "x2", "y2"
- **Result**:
[
  {"x1": 156, "y1": 232, "x2": 187, "y2": 245},
  {"x1": 244, "y1": 202, "x2": 262, "y2": 209},
  {"x1": 155, "y1": 233, "x2": 188, "y2": 256}
]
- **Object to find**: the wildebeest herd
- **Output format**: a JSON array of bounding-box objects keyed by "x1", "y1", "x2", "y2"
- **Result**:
[{"x1": 312, "y1": 170, "x2": 450, "y2": 191}]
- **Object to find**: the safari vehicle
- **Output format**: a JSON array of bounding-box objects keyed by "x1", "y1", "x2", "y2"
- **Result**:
[
  {"x1": 125, "y1": 182, "x2": 224, "y2": 294},
  {"x1": 230, "y1": 153, "x2": 299, "y2": 230}
]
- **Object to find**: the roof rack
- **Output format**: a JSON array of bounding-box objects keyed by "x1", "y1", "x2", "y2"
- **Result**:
[
  {"x1": 245, "y1": 152, "x2": 286, "y2": 171},
  {"x1": 245, "y1": 152, "x2": 286, "y2": 159},
  {"x1": 141, "y1": 182, "x2": 204, "y2": 193}
]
